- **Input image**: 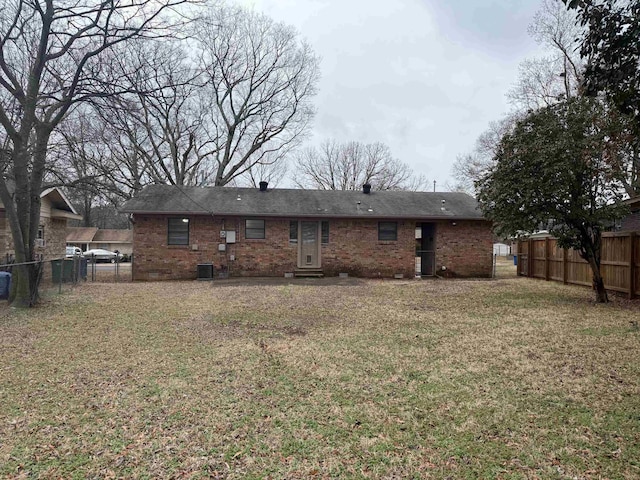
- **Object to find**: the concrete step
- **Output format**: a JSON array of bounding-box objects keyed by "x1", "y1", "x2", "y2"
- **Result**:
[{"x1": 294, "y1": 269, "x2": 324, "y2": 278}]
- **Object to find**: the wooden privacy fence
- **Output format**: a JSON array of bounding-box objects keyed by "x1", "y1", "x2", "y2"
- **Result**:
[{"x1": 517, "y1": 232, "x2": 640, "y2": 299}]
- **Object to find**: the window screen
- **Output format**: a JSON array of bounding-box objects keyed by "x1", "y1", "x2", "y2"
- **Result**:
[
  {"x1": 168, "y1": 218, "x2": 189, "y2": 245},
  {"x1": 378, "y1": 221, "x2": 398, "y2": 241},
  {"x1": 246, "y1": 219, "x2": 265, "y2": 239}
]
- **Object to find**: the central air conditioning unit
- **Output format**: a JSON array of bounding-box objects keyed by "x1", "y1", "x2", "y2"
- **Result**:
[{"x1": 196, "y1": 263, "x2": 214, "y2": 280}]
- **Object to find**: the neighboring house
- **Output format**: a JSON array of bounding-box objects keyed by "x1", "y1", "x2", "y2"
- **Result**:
[
  {"x1": 493, "y1": 243, "x2": 511, "y2": 256},
  {"x1": 0, "y1": 187, "x2": 83, "y2": 262},
  {"x1": 67, "y1": 227, "x2": 133, "y2": 255},
  {"x1": 121, "y1": 184, "x2": 493, "y2": 281},
  {"x1": 619, "y1": 196, "x2": 640, "y2": 231}
]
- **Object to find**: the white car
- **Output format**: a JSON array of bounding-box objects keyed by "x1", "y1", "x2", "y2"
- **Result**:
[
  {"x1": 66, "y1": 246, "x2": 83, "y2": 257},
  {"x1": 83, "y1": 248, "x2": 123, "y2": 263}
]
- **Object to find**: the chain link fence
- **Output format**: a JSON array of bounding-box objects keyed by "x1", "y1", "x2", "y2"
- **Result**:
[{"x1": 0, "y1": 254, "x2": 133, "y2": 299}]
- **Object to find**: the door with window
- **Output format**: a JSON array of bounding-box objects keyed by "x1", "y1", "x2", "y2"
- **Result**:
[{"x1": 298, "y1": 221, "x2": 320, "y2": 268}]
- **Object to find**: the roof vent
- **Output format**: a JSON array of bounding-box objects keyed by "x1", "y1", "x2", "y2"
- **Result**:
[
  {"x1": 363, "y1": 183, "x2": 372, "y2": 194},
  {"x1": 259, "y1": 181, "x2": 268, "y2": 192}
]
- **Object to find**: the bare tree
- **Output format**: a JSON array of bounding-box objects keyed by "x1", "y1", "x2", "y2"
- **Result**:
[
  {"x1": 47, "y1": 111, "x2": 106, "y2": 227},
  {"x1": 70, "y1": 5, "x2": 319, "y2": 197},
  {"x1": 94, "y1": 39, "x2": 218, "y2": 188},
  {"x1": 453, "y1": 0, "x2": 584, "y2": 194},
  {"x1": 239, "y1": 151, "x2": 289, "y2": 188},
  {"x1": 293, "y1": 140, "x2": 427, "y2": 191},
  {"x1": 195, "y1": 5, "x2": 320, "y2": 186},
  {"x1": 0, "y1": 0, "x2": 190, "y2": 307},
  {"x1": 507, "y1": 0, "x2": 585, "y2": 109},
  {"x1": 450, "y1": 114, "x2": 520, "y2": 194}
]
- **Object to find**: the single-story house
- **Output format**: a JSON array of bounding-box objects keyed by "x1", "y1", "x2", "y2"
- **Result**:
[
  {"x1": 120, "y1": 183, "x2": 494, "y2": 281},
  {"x1": 1, "y1": 187, "x2": 83, "y2": 263},
  {"x1": 67, "y1": 227, "x2": 133, "y2": 255}
]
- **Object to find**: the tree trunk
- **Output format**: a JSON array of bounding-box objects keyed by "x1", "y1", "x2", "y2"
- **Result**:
[
  {"x1": 1, "y1": 130, "x2": 48, "y2": 308},
  {"x1": 8, "y1": 264, "x2": 31, "y2": 307},
  {"x1": 587, "y1": 256, "x2": 609, "y2": 303}
]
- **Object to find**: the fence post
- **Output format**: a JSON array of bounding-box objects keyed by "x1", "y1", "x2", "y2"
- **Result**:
[
  {"x1": 630, "y1": 232, "x2": 636, "y2": 300},
  {"x1": 517, "y1": 240, "x2": 521, "y2": 276},
  {"x1": 493, "y1": 253, "x2": 496, "y2": 278},
  {"x1": 58, "y1": 259, "x2": 63, "y2": 294},
  {"x1": 563, "y1": 247, "x2": 568, "y2": 285},
  {"x1": 528, "y1": 239, "x2": 533, "y2": 278},
  {"x1": 544, "y1": 237, "x2": 550, "y2": 281}
]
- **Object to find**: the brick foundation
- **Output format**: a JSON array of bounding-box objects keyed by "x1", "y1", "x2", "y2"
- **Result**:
[{"x1": 132, "y1": 215, "x2": 493, "y2": 280}]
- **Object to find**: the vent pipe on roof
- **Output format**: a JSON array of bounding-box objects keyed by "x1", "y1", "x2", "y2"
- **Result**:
[
  {"x1": 362, "y1": 183, "x2": 372, "y2": 194},
  {"x1": 259, "y1": 181, "x2": 268, "y2": 192}
]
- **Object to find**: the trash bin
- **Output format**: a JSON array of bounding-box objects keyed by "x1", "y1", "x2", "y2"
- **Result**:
[
  {"x1": 78, "y1": 257, "x2": 88, "y2": 280},
  {"x1": 513, "y1": 255, "x2": 518, "y2": 266},
  {"x1": 52, "y1": 259, "x2": 74, "y2": 283},
  {"x1": 0, "y1": 271, "x2": 11, "y2": 300}
]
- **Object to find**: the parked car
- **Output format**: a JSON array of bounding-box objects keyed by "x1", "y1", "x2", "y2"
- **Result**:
[
  {"x1": 66, "y1": 246, "x2": 83, "y2": 257},
  {"x1": 83, "y1": 248, "x2": 123, "y2": 263}
]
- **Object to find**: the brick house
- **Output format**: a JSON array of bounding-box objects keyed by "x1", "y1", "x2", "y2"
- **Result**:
[
  {"x1": 0, "y1": 187, "x2": 83, "y2": 263},
  {"x1": 121, "y1": 184, "x2": 493, "y2": 280}
]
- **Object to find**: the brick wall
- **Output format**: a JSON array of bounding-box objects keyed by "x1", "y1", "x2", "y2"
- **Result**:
[
  {"x1": 321, "y1": 219, "x2": 415, "y2": 278},
  {"x1": 132, "y1": 215, "x2": 298, "y2": 280},
  {"x1": 132, "y1": 215, "x2": 493, "y2": 280},
  {"x1": 620, "y1": 210, "x2": 640, "y2": 232},
  {"x1": 435, "y1": 220, "x2": 494, "y2": 277}
]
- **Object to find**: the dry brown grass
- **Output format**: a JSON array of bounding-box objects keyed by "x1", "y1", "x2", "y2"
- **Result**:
[{"x1": 1, "y1": 275, "x2": 639, "y2": 479}]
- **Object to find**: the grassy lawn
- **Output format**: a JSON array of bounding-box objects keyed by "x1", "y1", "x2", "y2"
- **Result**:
[{"x1": 1, "y1": 272, "x2": 639, "y2": 479}]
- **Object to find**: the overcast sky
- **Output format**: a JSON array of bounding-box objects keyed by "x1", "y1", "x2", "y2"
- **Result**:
[{"x1": 233, "y1": 0, "x2": 547, "y2": 190}]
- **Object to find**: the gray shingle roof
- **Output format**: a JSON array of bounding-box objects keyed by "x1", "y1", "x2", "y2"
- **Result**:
[{"x1": 120, "y1": 185, "x2": 486, "y2": 220}]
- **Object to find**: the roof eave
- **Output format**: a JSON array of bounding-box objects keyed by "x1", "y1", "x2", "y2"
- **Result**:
[
  {"x1": 50, "y1": 208, "x2": 83, "y2": 221},
  {"x1": 123, "y1": 209, "x2": 486, "y2": 221},
  {"x1": 42, "y1": 187, "x2": 80, "y2": 215}
]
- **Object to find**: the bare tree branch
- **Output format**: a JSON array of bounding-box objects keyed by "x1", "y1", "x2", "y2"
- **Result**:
[
  {"x1": 196, "y1": 4, "x2": 319, "y2": 186},
  {"x1": 293, "y1": 139, "x2": 427, "y2": 191},
  {"x1": 0, "y1": 0, "x2": 195, "y2": 306}
]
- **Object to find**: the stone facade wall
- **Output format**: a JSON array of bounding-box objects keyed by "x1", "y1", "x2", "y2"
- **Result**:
[
  {"x1": 0, "y1": 210, "x2": 68, "y2": 284},
  {"x1": 132, "y1": 215, "x2": 493, "y2": 280},
  {"x1": 0, "y1": 211, "x2": 66, "y2": 262},
  {"x1": 38, "y1": 217, "x2": 68, "y2": 284}
]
